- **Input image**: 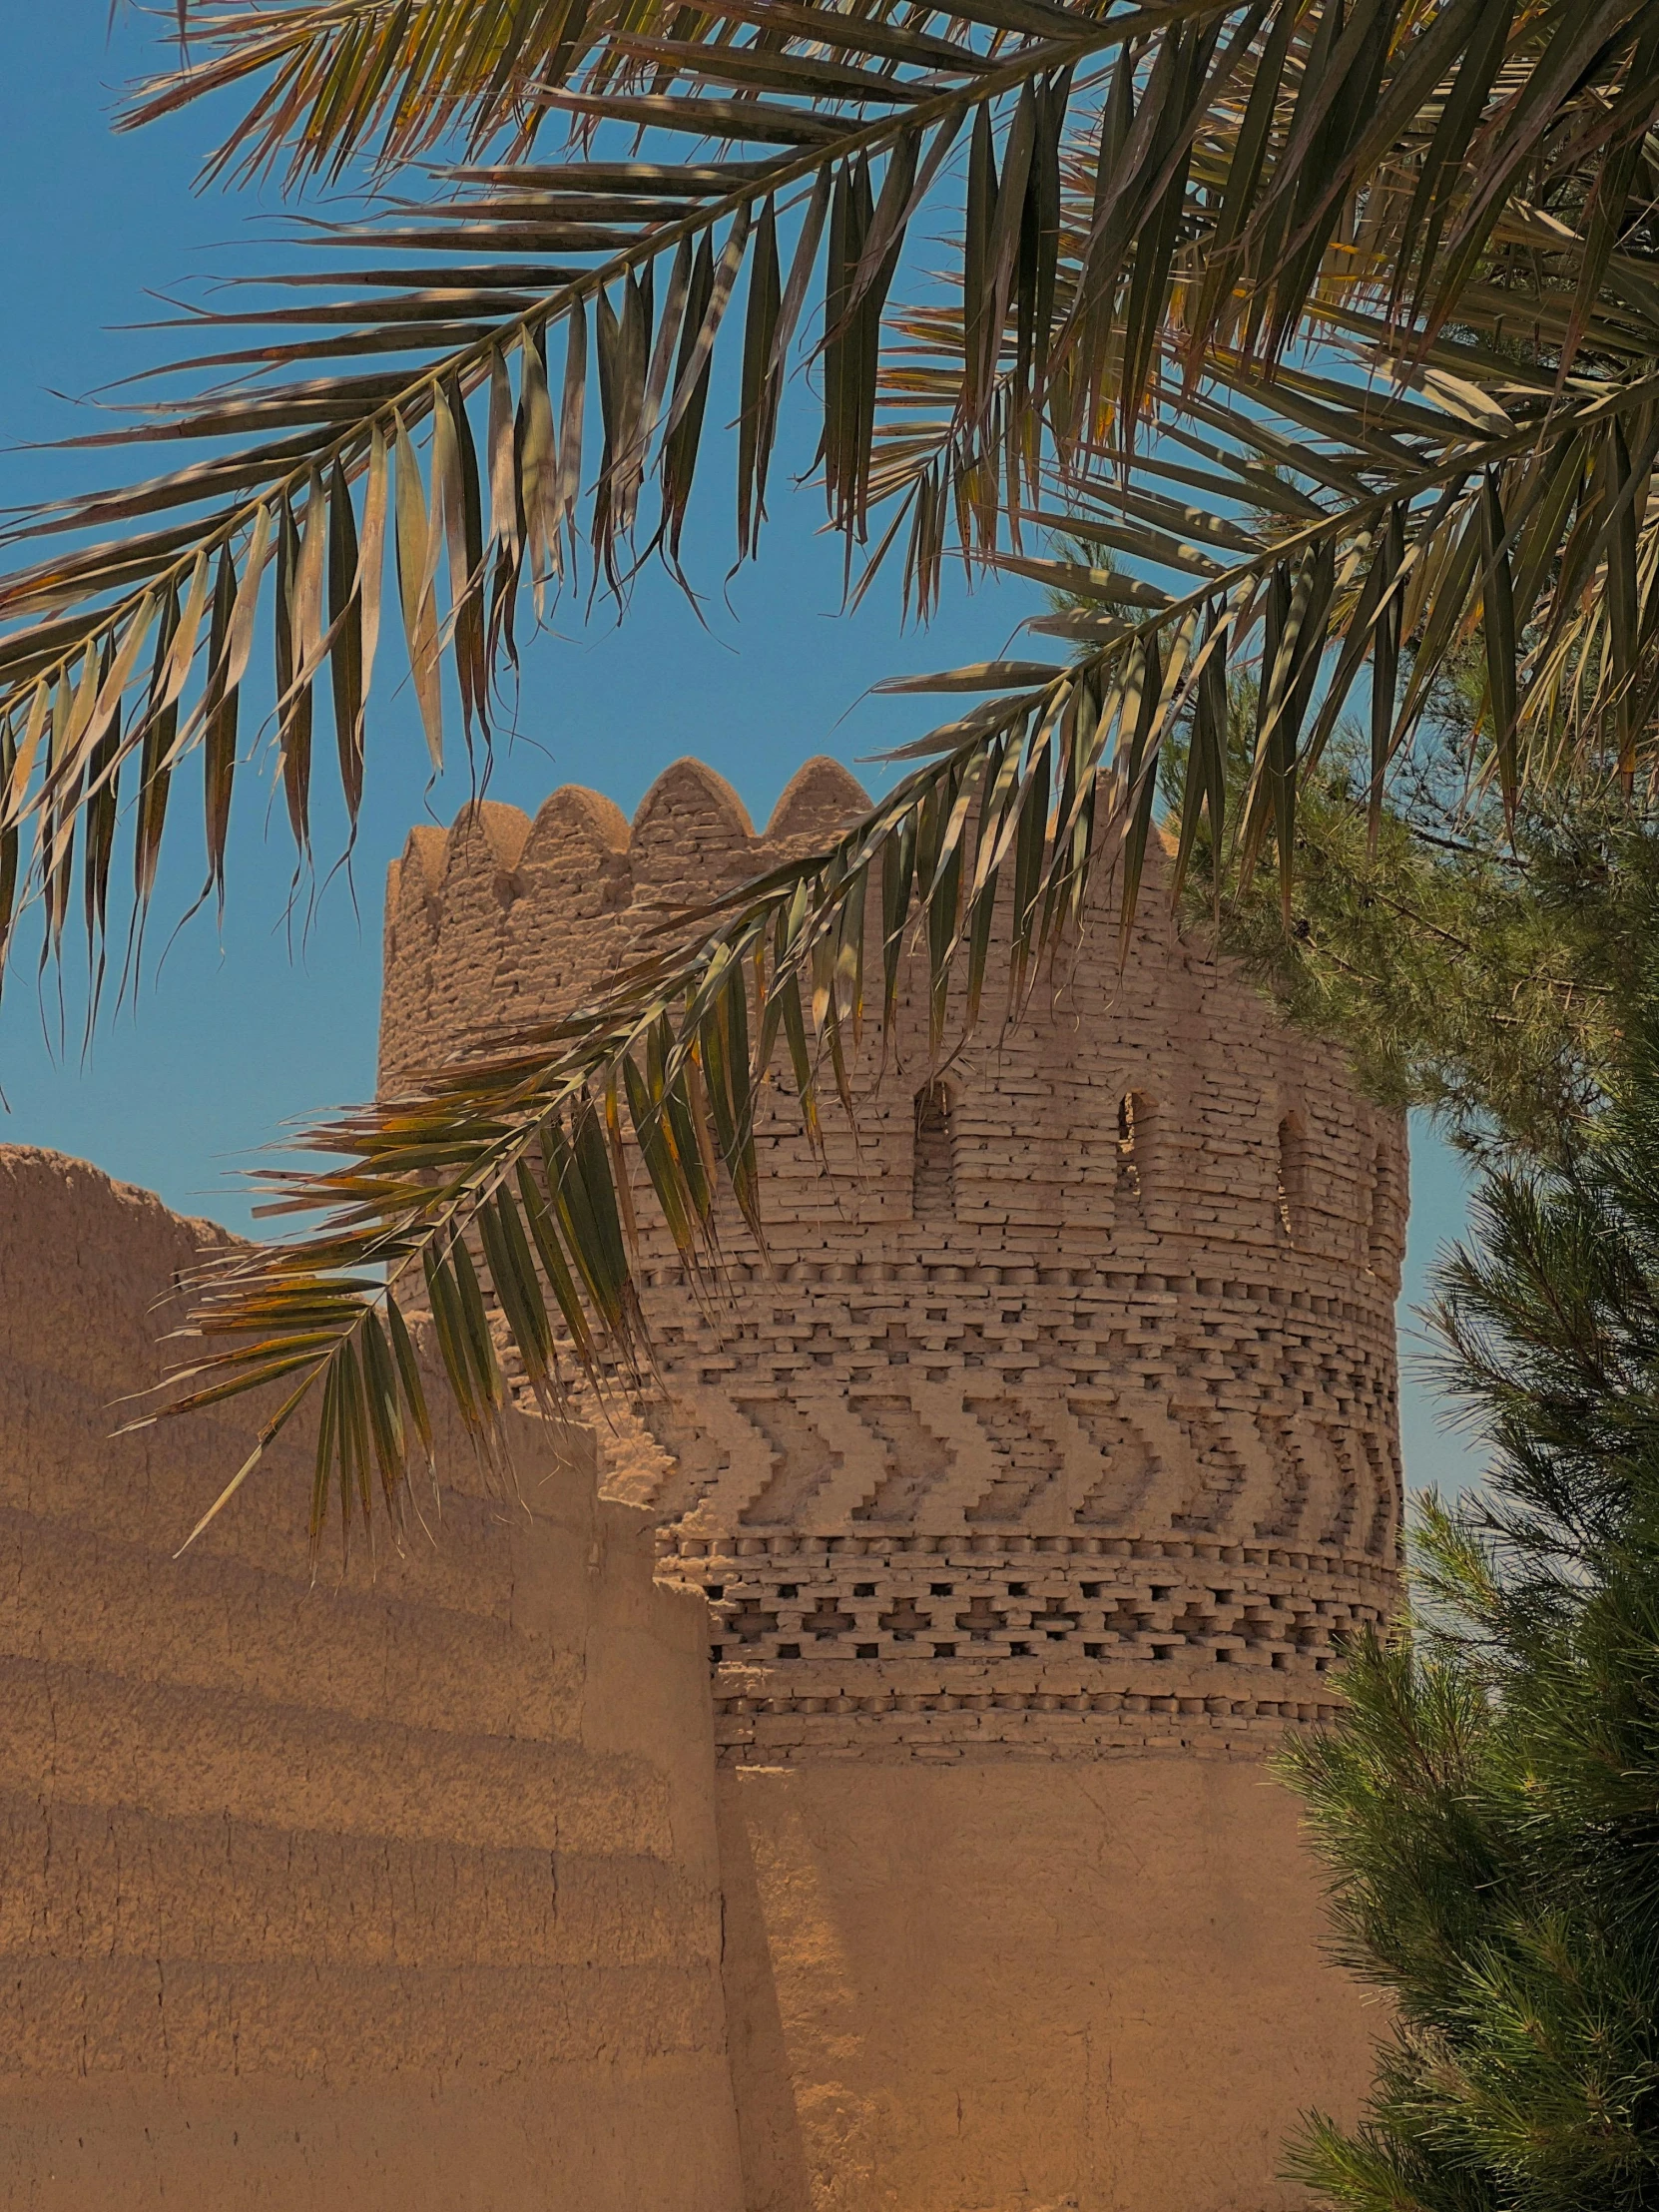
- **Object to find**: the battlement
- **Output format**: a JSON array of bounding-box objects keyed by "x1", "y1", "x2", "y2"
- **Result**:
[
  {"x1": 379, "y1": 757, "x2": 1407, "y2": 1770},
  {"x1": 379, "y1": 756, "x2": 868, "y2": 1088}
]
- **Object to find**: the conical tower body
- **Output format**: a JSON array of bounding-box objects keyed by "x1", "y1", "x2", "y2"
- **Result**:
[{"x1": 380, "y1": 755, "x2": 1405, "y2": 2212}]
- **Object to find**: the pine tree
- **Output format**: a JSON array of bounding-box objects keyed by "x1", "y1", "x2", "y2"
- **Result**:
[
  {"x1": 1284, "y1": 1013, "x2": 1659, "y2": 2211},
  {"x1": 1165, "y1": 673, "x2": 1659, "y2": 1169}
]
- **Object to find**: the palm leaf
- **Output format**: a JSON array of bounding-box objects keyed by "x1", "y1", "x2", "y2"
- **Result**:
[
  {"x1": 6, "y1": 0, "x2": 1172, "y2": 982},
  {"x1": 31, "y1": 0, "x2": 1659, "y2": 1534},
  {"x1": 146, "y1": 334, "x2": 1659, "y2": 1538},
  {"x1": 12, "y1": 0, "x2": 1659, "y2": 1001}
]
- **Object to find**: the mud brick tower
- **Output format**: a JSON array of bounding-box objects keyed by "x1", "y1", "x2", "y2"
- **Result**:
[{"x1": 380, "y1": 755, "x2": 1407, "y2": 2212}]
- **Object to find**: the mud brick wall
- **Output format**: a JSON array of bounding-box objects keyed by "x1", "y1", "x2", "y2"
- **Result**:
[{"x1": 0, "y1": 1145, "x2": 743, "y2": 2212}]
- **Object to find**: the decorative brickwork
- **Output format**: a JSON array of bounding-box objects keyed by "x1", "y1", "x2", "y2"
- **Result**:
[
  {"x1": 380, "y1": 755, "x2": 1406, "y2": 1768},
  {"x1": 698, "y1": 1531, "x2": 1389, "y2": 1763}
]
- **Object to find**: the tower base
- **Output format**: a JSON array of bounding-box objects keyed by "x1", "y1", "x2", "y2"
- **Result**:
[{"x1": 718, "y1": 1750, "x2": 1379, "y2": 2212}]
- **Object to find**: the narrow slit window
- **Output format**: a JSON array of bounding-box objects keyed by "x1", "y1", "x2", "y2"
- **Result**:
[
  {"x1": 1277, "y1": 1114, "x2": 1307, "y2": 1242},
  {"x1": 913, "y1": 1082, "x2": 955, "y2": 1220},
  {"x1": 1117, "y1": 1091, "x2": 1155, "y2": 1200},
  {"x1": 1368, "y1": 1140, "x2": 1396, "y2": 1270}
]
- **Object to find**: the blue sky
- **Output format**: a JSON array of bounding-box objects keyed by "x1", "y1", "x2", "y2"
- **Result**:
[{"x1": 0, "y1": 9, "x2": 1484, "y2": 1495}]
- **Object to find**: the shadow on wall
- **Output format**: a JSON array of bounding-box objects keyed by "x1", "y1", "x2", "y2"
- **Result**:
[{"x1": 0, "y1": 1144, "x2": 744, "y2": 2212}]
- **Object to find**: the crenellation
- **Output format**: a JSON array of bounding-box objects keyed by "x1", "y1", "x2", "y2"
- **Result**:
[
  {"x1": 628, "y1": 758, "x2": 756, "y2": 902},
  {"x1": 762, "y1": 755, "x2": 869, "y2": 848},
  {"x1": 497, "y1": 783, "x2": 634, "y2": 1018},
  {"x1": 397, "y1": 799, "x2": 535, "y2": 1075}
]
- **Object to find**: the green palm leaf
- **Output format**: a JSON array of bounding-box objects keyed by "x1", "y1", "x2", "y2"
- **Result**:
[{"x1": 24, "y1": 0, "x2": 1659, "y2": 1535}]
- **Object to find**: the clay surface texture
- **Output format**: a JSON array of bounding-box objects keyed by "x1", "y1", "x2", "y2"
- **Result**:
[
  {"x1": 0, "y1": 1146, "x2": 743, "y2": 2212},
  {"x1": 0, "y1": 754, "x2": 1405, "y2": 2210}
]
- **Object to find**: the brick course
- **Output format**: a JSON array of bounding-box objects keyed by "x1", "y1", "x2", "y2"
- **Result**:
[{"x1": 380, "y1": 755, "x2": 1405, "y2": 1768}]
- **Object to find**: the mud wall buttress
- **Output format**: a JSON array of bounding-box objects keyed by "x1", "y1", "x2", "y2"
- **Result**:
[{"x1": 714, "y1": 1759, "x2": 1381, "y2": 2212}]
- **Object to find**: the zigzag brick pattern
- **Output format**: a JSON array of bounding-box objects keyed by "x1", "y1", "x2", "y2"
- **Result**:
[{"x1": 381, "y1": 756, "x2": 1406, "y2": 1770}]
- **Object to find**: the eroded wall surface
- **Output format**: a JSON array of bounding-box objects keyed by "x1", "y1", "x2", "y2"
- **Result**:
[{"x1": 0, "y1": 1145, "x2": 744, "y2": 2212}]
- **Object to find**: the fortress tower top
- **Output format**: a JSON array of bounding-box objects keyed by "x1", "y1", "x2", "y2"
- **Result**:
[{"x1": 380, "y1": 757, "x2": 1406, "y2": 1770}]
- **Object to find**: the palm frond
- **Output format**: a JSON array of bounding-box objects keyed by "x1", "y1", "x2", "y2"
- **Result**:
[
  {"x1": 24, "y1": 0, "x2": 1659, "y2": 1533},
  {"x1": 145, "y1": 323, "x2": 1659, "y2": 1542},
  {"x1": 3, "y1": 0, "x2": 1142, "y2": 996},
  {"x1": 10, "y1": 0, "x2": 1659, "y2": 1007},
  {"x1": 124, "y1": 0, "x2": 656, "y2": 186}
]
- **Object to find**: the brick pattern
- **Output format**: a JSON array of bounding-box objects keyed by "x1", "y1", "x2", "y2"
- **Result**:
[
  {"x1": 381, "y1": 757, "x2": 1408, "y2": 1766},
  {"x1": 682, "y1": 1529, "x2": 1390, "y2": 1764},
  {"x1": 694, "y1": 1535, "x2": 1390, "y2": 1667}
]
